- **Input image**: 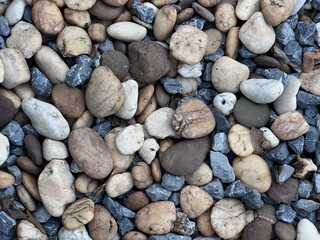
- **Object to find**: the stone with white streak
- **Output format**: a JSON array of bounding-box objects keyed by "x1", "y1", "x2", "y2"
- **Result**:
[{"x1": 21, "y1": 98, "x2": 70, "y2": 140}]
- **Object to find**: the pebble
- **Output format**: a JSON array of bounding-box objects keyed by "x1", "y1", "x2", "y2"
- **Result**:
[
  {"x1": 124, "y1": 191, "x2": 150, "y2": 212},
  {"x1": 7, "y1": 165, "x2": 21, "y2": 185},
  {"x1": 299, "y1": 68, "x2": 320, "y2": 96},
  {"x1": 38, "y1": 160, "x2": 76, "y2": 217},
  {"x1": 33, "y1": 204, "x2": 51, "y2": 223},
  {"x1": 1, "y1": 120, "x2": 24, "y2": 146},
  {"x1": 214, "y1": 2, "x2": 237, "y2": 32},
  {"x1": 114, "y1": 80, "x2": 138, "y2": 120},
  {"x1": 6, "y1": 21, "x2": 42, "y2": 59},
  {"x1": 179, "y1": 76, "x2": 198, "y2": 96},
  {"x1": 235, "y1": 0, "x2": 261, "y2": 21},
  {"x1": 145, "y1": 107, "x2": 177, "y2": 139},
  {"x1": 239, "y1": 12, "x2": 275, "y2": 54},
  {"x1": 115, "y1": 124, "x2": 144, "y2": 155},
  {"x1": 24, "y1": 133, "x2": 42, "y2": 165},
  {"x1": 169, "y1": 25, "x2": 207, "y2": 65},
  {"x1": 160, "y1": 77, "x2": 182, "y2": 94},
  {"x1": 21, "y1": 98, "x2": 70, "y2": 140},
  {"x1": 203, "y1": 179, "x2": 224, "y2": 200},
  {"x1": 4, "y1": 0, "x2": 26, "y2": 25},
  {"x1": 0, "y1": 16, "x2": 10, "y2": 36},
  {"x1": 180, "y1": 185, "x2": 214, "y2": 218},
  {"x1": 101, "y1": 50, "x2": 129, "y2": 80},
  {"x1": 233, "y1": 154, "x2": 272, "y2": 192},
  {"x1": 153, "y1": 5, "x2": 177, "y2": 41},
  {"x1": 42, "y1": 138, "x2": 68, "y2": 161},
  {"x1": 213, "y1": 92, "x2": 237, "y2": 116},
  {"x1": 224, "y1": 180, "x2": 246, "y2": 198},
  {"x1": 123, "y1": 231, "x2": 148, "y2": 240},
  {"x1": 210, "y1": 198, "x2": 246, "y2": 239},
  {"x1": 173, "y1": 211, "x2": 196, "y2": 236},
  {"x1": 145, "y1": 183, "x2": 171, "y2": 201},
  {"x1": 0, "y1": 48, "x2": 30, "y2": 89},
  {"x1": 0, "y1": 170, "x2": 14, "y2": 189},
  {"x1": 88, "y1": 204, "x2": 117, "y2": 240},
  {"x1": 261, "y1": 0, "x2": 294, "y2": 26},
  {"x1": 228, "y1": 124, "x2": 253, "y2": 157},
  {"x1": 128, "y1": 41, "x2": 170, "y2": 85},
  {"x1": 211, "y1": 56, "x2": 250, "y2": 93},
  {"x1": 162, "y1": 172, "x2": 185, "y2": 192},
  {"x1": 64, "y1": 9, "x2": 91, "y2": 28},
  {"x1": 88, "y1": 23, "x2": 106, "y2": 42},
  {"x1": 68, "y1": 127, "x2": 113, "y2": 179},
  {"x1": 131, "y1": 161, "x2": 153, "y2": 189},
  {"x1": 204, "y1": 29, "x2": 222, "y2": 56},
  {"x1": 58, "y1": 226, "x2": 92, "y2": 240},
  {"x1": 292, "y1": 199, "x2": 320, "y2": 217},
  {"x1": 185, "y1": 162, "x2": 213, "y2": 186},
  {"x1": 177, "y1": 62, "x2": 202, "y2": 78},
  {"x1": 210, "y1": 151, "x2": 235, "y2": 183},
  {"x1": 276, "y1": 204, "x2": 297, "y2": 223},
  {"x1": 64, "y1": 0, "x2": 96, "y2": 10},
  {"x1": 135, "y1": 201, "x2": 176, "y2": 234},
  {"x1": 161, "y1": 136, "x2": 210, "y2": 175},
  {"x1": 197, "y1": 209, "x2": 215, "y2": 237},
  {"x1": 107, "y1": 22, "x2": 147, "y2": 42},
  {"x1": 241, "y1": 218, "x2": 272, "y2": 240},
  {"x1": 57, "y1": 26, "x2": 92, "y2": 57},
  {"x1": 271, "y1": 111, "x2": 309, "y2": 140},
  {"x1": 267, "y1": 177, "x2": 298, "y2": 203},
  {"x1": 240, "y1": 79, "x2": 284, "y2": 104},
  {"x1": 85, "y1": 66, "x2": 125, "y2": 118},
  {"x1": 34, "y1": 45, "x2": 69, "y2": 84},
  {"x1": 274, "y1": 164, "x2": 295, "y2": 184},
  {"x1": 138, "y1": 138, "x2": 159, "y2": 164},
  {"x1": 0, "y1": 97, "x2": 15, "y2": 128},
  {"x1": 17, "y1": 220, "x2": 48, "y2": 240},
  {"x1": 276, "y1": 22, "x2": 295, "y2": 46},
  {"x1": 295, "y1": 21, "x2": 316, "y2": 47},
  {"x1": 284, "y1": 41, "x2": 302, "y2": 66},
  {"x1": 132, "y1": 1, "x2": 155, "y2": 23},
  {"x1": 260, "y1": 127, "x2": 280, "y2": 149},
  {"x1": 172, "y1": 98, "x2": 215, "y2": 138},
  {"x1": 211, "y1": 132, "x2": 230, "y2": 154},
  {"x1": 0, "y1": 211, "x2": 16, "y2": 239},
  {"x1": 30, "y1": 67, "x2": 53, "y2": 97},
  {"x1": 65, "y1": 63, "x2": 92, "y2": 87},
  {"x1": 296, "y1": 218, "x2": 320, "y2": 240},
  {"x1": 105, "y1": 172, "x2": 133, "y2": 198}
]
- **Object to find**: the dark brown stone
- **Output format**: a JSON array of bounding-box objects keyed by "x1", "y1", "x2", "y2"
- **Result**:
[
  {"x1": 16, "y1": 156, "x2": 42, "y2": 176},
  {"x1": 250, "y1": 127, "x2": 264, "y2": 155},
  {"x1": 160, "y1": 136, "x2": 211, "y2": 176},
  {"x1": 0, "y1": 97, "x2": 15, "y2": 127},
  {"x1": 241, "y1": 218, "x2": 272, "y2": 240},
  {"x1": 275, "y1": 221, "x2": 296, "y2": 240},
  {"x1": 123, "y1": 191, "x2": 150, "y2": 211},
  {"x1": 88, "y1": 0, "x2": 123, "y2": 21},
  {"x1": 267, "y1": 177, "x2": 298, "y2": 203},
  {"x1": 253, "y1": 55, "x2": 281, "y2": 69},
  {"x1": 24, "y1": 134, "x2": 43, "y2": 166},
  {"x1": 101, "y1": 50, "x2": 129, "y2": 80},
  {"x1": 128, "y1": 41, "x2": 170, "y2": 85}
]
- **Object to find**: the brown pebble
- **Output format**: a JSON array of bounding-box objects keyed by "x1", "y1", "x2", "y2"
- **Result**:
[
  {"x1": 123, "y1": 191, "x2": 150, "y2": 211},
  {"x1": 253, "y1": 55, "x2": 281, "y2": 69},
  {"x1": 131, "y1": 162, "x2": 153, "y2": 189},
  {"x1": 88, "y1": 0, "x2": 123, "y2": 21},
  {"x1": 241, "y1": 218, "x2": 272, "y2": 240},
  {"x1": 155, "y1": 83, "x2": 170, "y2": 107},
  {"x1": 136, "y1": 95, "x2": 157, "y2": 124},
  {"x1": 16, "y1": 156, "x2": 42, "y2": 176},
  {"x1": 75, "y1": 173, "x2": 99, "y2": 193},
  {"x1": 151, "y1": 158, "x2": 162, "y2": 183},
  {"x1": 197, "y1": 209, "x2": 215, "y2": 237},
  {"x1": 22, "y1": 171, "x2": 41, "y2": 201},
  {"x1": 123, "y1": 231, "x2": 148, "y2": 240},
  {"x1": 275, "y1": 221, "x2": 296, "y2": 240},
  {"x1": 63, "y1": 8, "x2": 91, "y2": 28},
  {"x1": 267, "y1": 177, "x2": 298, "y2": 203},
  {"x1": 192, "y1": 2, "x2": 215, "y2": 22},
  {"x1": 101, "y1": 50, "x2": 129, "y2": 80},
  {"x1": 177, "y1": 8, "x2": 194, "y2": 23},
  {"x1": 88, "y1": 23, "x2": 106, "y2": 42},
  {"x1": 225, "y1": 26, "x2": 240, "y2": 59},
  {"x1": 24, "y1": 134, "x2": 43, "y2": 166},
  {"x1": 214, "y1": 2, "x2": 237, "y2": 32},
  {"x1": 204, "y1": 28, "x2": 222, "y2": 56},
  {"x1": 135, "y1": 85, "x2": 155, "y2": 116}
]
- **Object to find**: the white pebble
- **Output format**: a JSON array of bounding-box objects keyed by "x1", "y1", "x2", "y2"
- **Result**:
[
  {"x1": 105, "y1": 172, "x2": 134, "y2": 198},
  {"x1": 213, "y1": 92, "x2": 237, "y2": 116},
  {"x1": 260, "y1": 127, "x2": 280, "y2": 149},
  {"x1": 115, "y1": 79, "x2": 138, "y2": 120},
  {"x1": 107, "y1": 22, "x2": 147, "y2": 42},
  {"x1": 4, "y1": 0, "x2": 26, "y2": 25},
  {"x1": 177, "y1": 62, "x2": 203, "y2": 78},
  {"x1": 296, "y1": 218, "x2": 320, "y2": 240},
  {"x1": 138, "y1": 138, "x2": 160, "y2": 164},
  {"x1": 0, "y1": 133, "x2": 9, "y2": 167},
  {"x1": 42, "y1": 138, "x2": 69, "y2": 161},
  {"x1": 17, "y1": 220, "x2": 48, "y2": 240},
  {"x1": 115, "y1": 124, "x2": 145, "y2": 155}
]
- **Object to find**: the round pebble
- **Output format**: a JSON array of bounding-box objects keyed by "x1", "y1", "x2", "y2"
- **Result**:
[
  {"x1": 213, "y1": 92, "x2": 237, "y2": 116},
  {"x1": 228, "y1": 124, "x2": 254, "y2": 157},
  {"x1": 107, "y1": 22, "x2": 147, "y2": 42},
  {"x1": 105, "y1": 172, "x2": 133, "y2": 198}
]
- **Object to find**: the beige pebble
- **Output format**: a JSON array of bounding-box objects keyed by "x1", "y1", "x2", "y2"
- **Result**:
[
  {"x1": 63, "y1": 8, "x2": 91, "y2": 28},
  {"x1": 261, "y1": 0, "x2": 295, "y2": 26},
  {"x1": 32, "y1": 0, "x2": 64, "y2": 35},
  {"x1": 62, "y1": 198, "x2": 95, "y2": 230},
  {"x1": 115, "y1": 79, "x2": 138, "y2": 120},
  {"x1": 64, "y1": 0, "x2": 96, "y2": 10},
  {"x1": 225, "y1": 26, "x2": 240, "y2": 59},
  {"x1": 233, "y1": 154, "x2": 272, "y2": 192},
  {"x1": 260, "y1": 127, "x2": 280, "y2": 149},
  {"x1": 42, "y1": 138, "x2": 68, "y2": 161},
  {"x1": 293, "y1": 156, "x2": 317, "y2": 179},
  {"x1": 0, "y1": 48, "x2": 30, "y2": 89},
  {"x1": 204, "y1": 28, "x2": 222, "y2": 56},
  {"x1": 151, "y1": 158, "x2": 162, "y2": 183},
  {"x1": 211, "y1": 198, "x2": 246, "y2": 239},
  {"x1": 179, "y1": 76, "x2": 198, "y2": 96},
  {"x1": 38, "y1": 160, "x2": 76, "y2": 217},
  {"x1": 135, "y1": 201, "x2": 176, "y2": 234},
  {"x1": 198, "y1": 0, "x2": 219, "y2": 7},
  {"x1": 169, "y1": 25, "x2": 207, "y2": 65},
  {"x1": 151, "y1": 0, "x2": 178, "y2": 7},
  {"x1": 57, "y1": 26, "x2": 92, "y2": 57},
  {"x1": 17, "y1": 220, "x2": 48, "y2": 240},
  {"x1": 155, "y1": 82, "x2": 170, "y2": 107},
  {"x1": 215, "y1": 2, "x2": 237, "y2": 32},
  {"x1": 197, "y1": 209, "x2": 215, "y2": 237},
  {"x1": 271, "y1": 111, "x2": 309, "y2": 141},
  {"x1": 123, "y1": 231, "x2": 148, "y2": 240},
  {"x1": 16, "y1": 184, "x2": 36, "y2": 211},
  {"x1": 123, "y1": 191, "x2": 150, "y2": 212},
  {"x1": 228, "y1": 124, "x2": 254, "y2": 157},
  {"x1": 75, "y1": 173, "x2": 99, "y2": 193},
  {"x1": 136, "y1": 95, "x2": 157, "y2": 124},
  {"x1": 236, "y1": 0, "x2": 261, "y2": 21},
  {"x1": 107, "y1": 22, "x2": 147, "y2": 42},
  {"x1": 22, "y1": 171, "x2": 41, "y2": 201},
  {"x1": 185, "y1": 162, "x2": 213, "y2": 186},
  {"x1": 131, "y1": 161, "x2": 154, "y2": 189},
  {"x1": 0, "y1": 170, "x2": 15, "y2": 189},
  {"x1": 0, "y1": 86, "x2": 21, "y2": 109},
  {"x1": 153, "y1": 5, "x2": 177, "y2": 41},
  {"x1": 138, "y1": 138, "x2": 160, "y2": 164},
  {"x1": 177, "y1": 7, "x2": 194, "y2": 23},
  {"x1": 299, "y1": 68, "x2": 320, "y2": 96},
  {"x1": 180, "y1": 185, "x2": 214, "y2": 218},
  {"x1": 88, "y1": 23, "x2": 106, "y2": 42},
  {"x1": 105, "y1": 172, "x2": 133, "y2": 197},
  {"x1": 34, "y1": 45, "x2": 69, "y2": 84},
  {"x1": 72, "y1": 110, "x2": 94, "y2": 130},
  {"x1": 136, "y1": 85, "x2": 155, "y2": 116},
  {"x1": 14, "y1": 83, "x2": 35, "y2": 100}
]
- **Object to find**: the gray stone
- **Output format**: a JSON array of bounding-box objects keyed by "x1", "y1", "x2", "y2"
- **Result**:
[
  {"x1": 92, "y1": 118, "x2": 112, "y2": 137},
  {"x1": 0, "y1": 35, "x2": 5, "y2": 49},
  {"x1": 284, "y1": 41, "x2": 302, "y2": 66},
  {"x1": 117, "y1": 217, "x2": 135, "y2": 236},
  {"x1": 22, "y1": 124, "x2": 38, "y2": 136},
  {"x1": 33, "y1": 204, "x2": 52, "y2": 223},
  {"x1": 22, "y1": 6, "x2": 33, "y2": 23},
  {"x1": 304, "y1": 126, "x2": 319, "y2": 153},
  {"x1": 145, "y1": 183, "x2": 172, "y2": 201},
  {"x1": 131, "y1": 1, "x2": 155, "y2": 23},
  {"x1": 204, "y1": 48, "x2": 224, "y2": 62},
  {"x1": 276, "y1": 204, "x2": 297, "y2": 223},
  {"x1": 202, "y1": 63, "x2": 213, "y2": 82},
  {"x1": 149, "y1": 233, "x2": 192, "y2": 240},
  {"x1": 297, "y1": 91, "x2": 320, "y2": 107},
  {"x1": 0, "y1": 16, "x2": 10, "y2": 37},
  {"x1": 178, "y1": 16, "x2": 206, "y2": 30},
  {"x1": 31, "y1": 67, "x2": 53, "y2": 97},
  {"x1": 292, "y1": 199, "x2": 320, "y2": 217},
  {"x1": 241, "y1": 188, "x2": 263, "y2": 209},
  {"x1": 102, "y1": 196, "x2": 136, "y2": 219},
  {"x1": 238, "y1": 45, "x2": 257, "y2": 59},
  {"x1": 202, "y1": 179, "x2": 224, "y2": 200},
  {"x1": 0, "y1": 211, "x2": 16, "y2": 238},
  {"x1": 196, "y1": 88, "x2": 216, "y2": 105},
  {"x1": 6, "y1": 165, "x2": 21, "y2": 185},
  {"x1": 211, "y1": 132, "x2": 230, "y2": 154},
  {"x1": 160, "y1": 77, "x2": 182, "y2": 94},
  {"x1": 273, "y1": 164, "x2": 295, "y2": 184},
  {"x1": 65, "y1": 63, "x2": 92, "y2": 87},
  {"x1": 1, "y1": 121, "x2": 25, "y2": 146},
  {"x1": 288, "y1": 136, "x2": 305, "y2": 154},
  {"x1": 0, "y1": 186, "x2": 15, "y2": 200},
  {"x1": 162, "y1": 173, "x2": 185, "y2": 192},
  {"x1": 316, "y1": 141, "x2": 320, "y2": 166},
  {"x1": 262, "y1": 142, "x2": 289, "y2": 164},
  {"x1": 98, "y1": 38, "x2": 114, "y2": 52},
  {"x1": 210, "y1": 151, "x2": 235, "y2": 183},
  {"x1": 275, "y1": 22, "x2": 295, "y2": 45},
  {"x1": 298, "y1": 179, "x2": 313, "y2": 198},
  {"x1": 43, "y1": 217, "x2": 60, "y2": 236},
  {"x1": 224, "y1": 180, "x2": 246, "y2": 198},
  {"x1": 169, "y1": 192, "x2": 180, "y2": 206},
  {"x1": 255, "y1": 68, "x2": 287, "y2": 84},
  {"x1": 69, "y1": 161, "x2": 82, "y2": 174},
  {"x1": 76, "y1": 55, "x2": 94, "y2": 67},
  {"x1": 173, "y1": 212, "x2": 196, "y2": 236},
  {"x1": 211, "y1": 108, "x2": 230, "y2": 134},
  {"x1": 295, "y1": 21, "x2": 316, "y2": 47},
  {"x1": 240, "y1": 58, "x2": 257, "y2": 72},
  {"x1": 313, "y1": 173, "x2": 320, "y2": 194}
]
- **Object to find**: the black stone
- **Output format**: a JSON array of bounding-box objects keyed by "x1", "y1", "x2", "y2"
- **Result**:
[
  {"x1": 31, "y1": 67, "x2": 53, "y2": 96},
  {"x1": 43, "y1": 217, "x2": 61, "y2": 236},
  {"x1": 117, "y1": 217, "x2": 135, "y2": 236},
  {"x1": 0, "y1": 16, "x2": 10, "y2": 36},
  {"x1": 65, "y1": 63, "x2": 92, "y2": 87},
  {"x1": 1, "y1": 121, "x2": 25, "y2": 146},
  {"x1": 304, "y1": 126, "x2": 319, "y2": 153},
  {"x1": 211, "y1": 108, "x2": 230, "y2": 134},
  {"x1": 241, "y1": 189, "x2": 263, "y2": 209},
  {"x1": 196, "y1": 88, "x2": 217, "y2": 105},
  {"x1": 162, "y1": 173, "x2": 185, "y2": 192},
  {"x1": 85, "y1": 190, "x2": 105, "y2": 204},
  {"x1": 202, "y1": 179, "x2": 224, "y2": 200},
  {"x1": 131, "y1": 1, "x2": 156, "y2": 23},
  {"x1": 145, "y1": 183, "x2": 172, "y2": 201},
  {"x1": 283, "y1": 41, "x2": 302, "y2": 65},
  {"x1": 262, "y1": 142, "x2": 289, "y2": 164},
  {"x1": 92, "y1": 118, "x2": 112, "y2": 137},
  {"x1": 238, "y1": 45, "x2": 257, "y2": 58},
  {"x1": 102, "y1": 197, "x2": 136, "y2": 219},
  {"x1": 292, "y1": 199, "x2": 320, "y2": 217},
  {"x1": 276, "y1": 22, "x2": 295, "y2": 45},
  {"x1": 160, "y1": 77, "x2": 182, "y2": 94},
  {"x1": 297, "y1": 91, "x2": 320, "y2": 107},
  {"x1": 288, "y1": 136, "x2": 305, "y2": 155},
  {"x1": 23, "y1": 6, "x2": 33, "y2": 23},
  {"x1": 295, "y1": 21, "x2": 316, "y2": 46},
  {"x1": 276, "y1": 204, "x2": 297, "y2": 223},
  {"x1": 224, "y1": 180, "x2": 246, "y2": 198}
]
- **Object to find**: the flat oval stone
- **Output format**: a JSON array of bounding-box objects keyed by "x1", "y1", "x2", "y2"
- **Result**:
[
  {"x1": 233, "y1": 154, "x2": 272, "y2": 192},
  {"x1": 135, "y1": 201, "x2": 176, "y2": 234},
  {"x1": 228, "y1": 124, "x2": 254, "y2": 157},
  {"x1": 24, "y1": 134, "x2": 42, "y2": 166},
  {"x1": 160, "y1": 136, "x2": 210, "y2": 175},
  {"x1": 240, "y1": 79, "x2": 284, "y2": 104},
  {"x1": 68, "y1": 127, "x2": 113, "y2": 179},
  {"x1": 153, "y1": 4, "x2": 177, "y2": 41},
  {"x1": 88, "y1": 0, "x2": 123, "y2": 21},
  {"x1": 107, "y1": 22, "x2": 147, "y2": 42},
  {"x1": 115, "y1": 124, "x2": 144, "y2": 155},
  {"x1": 21, "y1": 98, "x2": 70, "y2": 140},
  {"x1": 211, "y1": 198, "x2": 246, "y2": 239},
  {"x1": 0, "y1": 48, "x2": 30, "y2": 89},
  {"x1": 180, "y1": 185, "x2": 214, "y2": 218},
  {"x1": 271, "y1": 111, "x2": 309, "y2": 141},
  {"x1": 38, "y1": 160, "x2": 76, "y2": 217},
  {"x1": 0, "y1": 133, "x2": 9, "y2": 166},
  {"x1": 101, "y1": 50, "x2": 129, "y2": 80},
  {"x1": 172, "y1": 98, "x2": 215, "y2": 138},
  {"x1": 236, "y1": 0, "x2": 261, "y2": 21},
  {"x1": 4, "y1": 0, "x2": 26, "y2": 25}
]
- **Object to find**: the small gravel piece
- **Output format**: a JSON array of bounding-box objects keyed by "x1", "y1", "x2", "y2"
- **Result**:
[
  {"x1": 31, "y1": 67, "x2": 53, "y2": 96},
  {"x1": 160, "y1": 77, "x2": 182, "y2": 94},
  {"x1": 145, "y1": 183, "x2": 172, "y2": 202},
  {"x1": 211, "y1": 132, "x2": 230, "y2": 154},
  {"x1": 224, "y1": 180, "x2": 246, "y2": 198},
  {"x1": 241, "y1": 188, "x2": 263, "y2": 209},
  {"x1": 117, "y1": 217, "x2": 135, "y2": 236},
  {"x1": 292, "y1": 199, "x2": 320, "y2": 217},
  {"x1": 0, "y1": 16, "x2": 10, "y2": 36},
  {"x1": 275, "y1": 22, "x2": 295, "y2": 45},
  {"x1": 0, "y1": 211, "x2": 16, "y2": 239},
  {"x1": 33, "y1": 204, "x2": 52, "y2": 223},
  {"x1": 65, "y1": 63, "x2": 92, "y2": 87},
  {"x1": 102, "y1": 197, "x2": 136, "y2": 219},
  {"x1": 276, "y1": 204, "x2": 297, "y2": 223},
  {"x1": 162, "y1": 173, "x2": 185, "y2": 192},
  {"x1": 313, "y1": 173, "x2": 320, "y2": 193},
  {"x1": 298, "y1": 179, "x2": 313, "y2": 198},
  {"x1": 210, "y1": 151, "x2": 235, "y2": 183},
  {"x1": 288, "y1": 136, "x2": 305, "y2": 155},
  {"x1": 131, "y1": 1, "x2": 156, "y2": 24},
  {"x1": 295, "y1": 21, "x2": 316, "y2": 46},
  {"x1": 283, "y1": 41, "x2": 302, "y2": 66},
  {"x1": 202, "y1": 179, "x2": 224, "y2": 200},
  {"x1": 1, "y1": 121, "x2": 25, "y2": 146}
]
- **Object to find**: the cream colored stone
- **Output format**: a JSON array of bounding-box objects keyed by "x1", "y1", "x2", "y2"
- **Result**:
[
  {"x1": 214, "y1": 2, "x2": 237, "y2": 32},
  {"x1": 14, "y1": 83, "x2": 35, "y2": 100},
  {"x1": 16, "y1": 184, "x2": 36, "y2": 212},
  {"x1": 138, "y1": 138, "x2": 160, "y2": 164},
  {"x1": 115, "y1": 79, "x2": 138, "y2": 120},
  {"x1": 185, "y1": 162, "x2": 213, "y2": 186},
  {"x1": 236, "y1": 0, "x2": 261, "y2": 21},
  {"x1": 105, "y1": 172, "x2": 133, "y2": 198},
  {"x1": 297, "y1": 218, "x2": 320, "y2": 240},
  {"x1": 228, "y1": 124, "x2": 254, "y2": 157},
  {"x1": 17, "y1": 220, "x2": 48, "y2": 240},
  {"x1": 107, "y1": 22, "x2": 147, "y2": 42},
  {"x1": 179, "y1": 76, "x2": 198, "y2": 96},
  {"x1": 4, "y1": 0, "x2": 26, "y2": 25},
  {"x1": 64, "y1": 0, "x2": 96, "y2": 10},
  {"x1": 115, "y1": 124, "x2": 145, "y2": 155},
  {"x1": 72, "y1": 110, "x2": 94, "y2": 130},
  {"x1": 64, "y1": 8, "x2": 91, "y2": 28},
  {"x1": 260, "y1": 127, "x2": 280, "y2": 149},
  {"x1": 42, "y1": 138, "x2": 69, "y2": 161},
  {"x1": 75, "y1": 174, "x2": 99, "y2": 193}
]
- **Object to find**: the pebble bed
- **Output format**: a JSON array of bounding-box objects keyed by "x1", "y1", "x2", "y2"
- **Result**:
[{"x1": 0, "y1": 0, "x2": 320, "y2": 239}]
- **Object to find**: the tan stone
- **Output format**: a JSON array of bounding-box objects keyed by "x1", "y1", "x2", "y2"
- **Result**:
[
  {"x1": 131, "y1": 162, "x2": 153, "y2": 189},
  {"x1": 63, "y1": 9, "x2": 91, "y2": 28},
  {"x1": 153, "y1": 5, "x2": 177, "y2": 41},
  {"x1": 215, "y1": 2, "x2": 237, "y2": 32},
  {"x1": 261, "y1": 0, "x2": 295, "y2": 26},
  {"x1": 0, "y1": 170, "x2": 15, "y2": 189},
  {"x1": 75, "y1": 174, "x2": 99, "y2": 193},
  {"x1": 197, "y1": 209, "x2": 215, "y2": 237},
  {"x1": 204, "y1": 28, "x2": 222, "y2": 56},
  {"x1": 228, "y1": 124, "x2": 254, "y2": 157}
]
